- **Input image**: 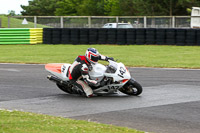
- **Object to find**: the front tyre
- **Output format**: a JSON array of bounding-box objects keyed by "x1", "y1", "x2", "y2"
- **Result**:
[{"x1": 120, "y1": 79, "x2": 143, "y2": 96}]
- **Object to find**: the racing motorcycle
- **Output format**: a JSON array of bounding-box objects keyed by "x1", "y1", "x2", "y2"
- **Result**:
[{"x1": 45, "y1": 60, "x2": 143, "y2": 96}]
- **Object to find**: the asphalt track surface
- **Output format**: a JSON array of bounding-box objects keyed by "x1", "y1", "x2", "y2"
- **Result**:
[{"x1": 0, "y1": 63, "x2": 200, "y2": 133}]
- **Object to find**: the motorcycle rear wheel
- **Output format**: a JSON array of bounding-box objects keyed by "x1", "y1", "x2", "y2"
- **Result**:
[
  {"x1": 120, "y1": 79, "x2": 143, "y2": 96},
  {"x1": 56, "y1": 83, "x2": 73, "y2": 94}
]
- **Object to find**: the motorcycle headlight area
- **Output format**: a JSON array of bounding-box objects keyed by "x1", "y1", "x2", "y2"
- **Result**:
[{"x1": 106, "y1": 65, "x2": 117, "y2": 73}]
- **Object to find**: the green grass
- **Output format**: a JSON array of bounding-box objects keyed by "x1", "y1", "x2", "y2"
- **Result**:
[
  {"x1": 0, "y1": 109, "x2": 143, "y2": 133},
  {"x1": 0, "y1": 44, "x2": 200, "y2": 68},
  {"x1": 0, "y1": 15, "x2": 50, "y2": 28}
]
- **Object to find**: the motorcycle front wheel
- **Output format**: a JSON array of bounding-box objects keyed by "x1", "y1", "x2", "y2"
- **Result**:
[{"x1": 120, "y1": 79, "x2": 143, "y2": 96}]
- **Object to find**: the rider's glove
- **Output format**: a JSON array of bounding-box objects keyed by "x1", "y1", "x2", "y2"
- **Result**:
[{"x1": 105, "y1": 57, "x2": 114, "y2": 61}]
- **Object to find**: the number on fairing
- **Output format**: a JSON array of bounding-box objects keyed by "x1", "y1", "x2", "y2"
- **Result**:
[
  {"x1": 108, "y1": 86, "x2": 119, "y2": 90},
  {"x1": 118, "y1": 67, "x2": 126, "y2": 78},
  {"x1": 62, "y1": 65, "x2": 66, "y2": 73}
]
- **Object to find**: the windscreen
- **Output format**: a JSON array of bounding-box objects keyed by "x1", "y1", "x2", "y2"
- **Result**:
[{"x1": 106, "y1": 65, "x2": 117, "y2": 73}]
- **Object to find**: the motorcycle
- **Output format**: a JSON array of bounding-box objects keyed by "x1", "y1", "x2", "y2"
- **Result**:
[{"x1": 45, "y1": 60, "x2": 143, "y2": 96}]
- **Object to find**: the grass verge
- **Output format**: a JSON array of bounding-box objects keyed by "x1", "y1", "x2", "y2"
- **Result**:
[
  {"x1": 0, "y1": 15, "x2": 50, "y2": 28},
  {"x1": 0, "y1": 109, "x2": 143, "y2": 133},
  {"x1": 0, "y1": 44, "x2": 200, "y2": 68}
]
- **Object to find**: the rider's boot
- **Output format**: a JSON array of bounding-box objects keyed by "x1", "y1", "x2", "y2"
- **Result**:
[{"x1": 76, "y1": 80, "x2": 93, "y2": 98}]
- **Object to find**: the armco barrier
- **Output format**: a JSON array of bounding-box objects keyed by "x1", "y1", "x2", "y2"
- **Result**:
[
  {"x1": 43, "y1": 28, "x2": 200, "y2": 45},
  {"x1": 0, "y1": 28, "x2": 43, "y2": 44}
]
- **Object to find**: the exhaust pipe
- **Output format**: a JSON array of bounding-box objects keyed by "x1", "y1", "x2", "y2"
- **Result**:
[{"x1": 47, "y1": 75, "x2": 68, "y2": 85}]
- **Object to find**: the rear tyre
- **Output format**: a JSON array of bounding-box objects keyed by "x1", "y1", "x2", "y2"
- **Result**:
[
  {"x1": 120, "y1": 79, "x2": 143, "y2": 96},
  {"x1": 56, "y1": 83, "x2": 73, "y2": 94}
]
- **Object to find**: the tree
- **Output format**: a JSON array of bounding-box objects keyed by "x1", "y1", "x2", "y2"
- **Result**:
[
  {"x1": 104, "y1": 0, "x2": 124, "y2": 16},
  {"x1": 20, "y1": 0, "x2": 200, "y2": 16},
  {"x1": 21, "y1": 0, "x2": 61, "y2": 16},
  {"x1": 55, "y1": 0, "x2": 105, "y2": 16},
  {"x1": 77, "y1": 0, "x2": 105, "y2": 16},
  {"x1": 54, "y1": 0, "x2": 81, "y2": 16},
  {"x1": 134, "y1": 0, "x2": 200, "y2": 16},
  {"x1": 8, "y1": 10, "x2": 16, "y2": 16}
]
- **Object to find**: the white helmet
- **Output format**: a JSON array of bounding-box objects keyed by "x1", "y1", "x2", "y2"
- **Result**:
[{"x1": 85, "y1": 48, "x2": 99, "y2": 64}]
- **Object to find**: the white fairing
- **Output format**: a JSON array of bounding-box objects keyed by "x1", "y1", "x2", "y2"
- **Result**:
[
  {"x1": 45, "y1": 63, "x2": 71, "y2": 81},
  {"x1": 89, "y1": 60, "x2": 131, "y2": 82},
  {"x1": 89, "y1": 63, "x2": 107, "y2": 82},
  {"x1": 61, "y1": 64, "x2": 71, "y2": 81},
  {"x1": 105, "y1": 60, "x2": 131, "y2": 82},
  {"x1": 90, "y1": 60, "x2": 131, "y2": 93}
]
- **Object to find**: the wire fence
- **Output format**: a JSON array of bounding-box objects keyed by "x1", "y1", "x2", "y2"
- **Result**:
[{"x1": 8, "y1": 16, "x2": 192, "y2": 28}]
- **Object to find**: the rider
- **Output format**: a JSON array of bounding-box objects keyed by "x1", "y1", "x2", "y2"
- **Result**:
[{"x1": 68, "y1": 48, "x2": 114, "y2": 97}]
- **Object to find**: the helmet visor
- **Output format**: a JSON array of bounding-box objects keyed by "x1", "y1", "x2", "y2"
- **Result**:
[{"x1": 91, "y1": 55, "x2": 99, "y2": 62}]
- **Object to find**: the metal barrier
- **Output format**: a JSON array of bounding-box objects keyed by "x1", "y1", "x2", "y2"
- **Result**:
[{"x1": 8, "y1": 16, "x2": 192, "y2": 28}]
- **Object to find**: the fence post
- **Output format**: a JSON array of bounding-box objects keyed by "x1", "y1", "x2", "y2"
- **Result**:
[
  {"x1": 88, "y1": 16, "x2": 91, "y2": 28},
  {"x1": 172, "y1": 16, "x2": 175, "y2": 28},
  {"x1": 8, "y1": 16, "x2": 10, "y2": 28},
  {"x1": 144, "y1": 16, "x2": 147, "y2": 28},
  {"x1": 116, "y1": 16, "x2": 119, "y2": 23},
  {"x1": 34, "y1": 16, "x2": 37, "y2": 28},
  {"x1": 60, "y1": 16, "x2": 63, "y2": 28}
]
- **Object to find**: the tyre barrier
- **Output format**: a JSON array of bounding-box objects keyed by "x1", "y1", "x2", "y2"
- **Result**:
[
  {"x1": 126, "y1": 28, "x2": 136, "y2": 44},
  {"x1": 43, "y1": 28, "x2": 200, "y2": 45},
  {"x1": 176, "y1": 29, "x2": 186, "y2": 46},
  {"x1": 156, "y1": 28, "x2": 165, "y2": 45},
  {"x1": 98, "y1": 28, "x2": 107, "y2": 44},
  {"x1": 166, "y1": 28, "x2": 176, "y2": 45},
  {"x1": 146, "y1": 28, "x2": 156, "y2": 44},
  {"x1": 0, "y1": 28, "x2": 43, "y2": 44},
  {"x1": 89, "y1": 28, "x2": 98, "y2": 44},
  {"x1": 136, "y1": 28, "x2": 146, "y2": 44},
  {"x1": 117, "y1": 28, "x2": 126, "y2": 45}
]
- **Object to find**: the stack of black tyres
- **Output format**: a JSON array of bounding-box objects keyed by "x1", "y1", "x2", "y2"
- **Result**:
[
  {"x1": 166, "y1": 28, "x2": 176, "y2": 45},
  {"x1": 61, "y1": 28, "x2": 71, "y2": 44},
  {"x1": 71, "y1": 28, "x2": 80, "y2": 44},
  {"x1": 196, "y1": 29, "x2": 200, "y2": 45},
  {"x1": 176, "y1": 29, "x2": 186, "y2": 46},
  {"x1": 98, "y1": 29, "x2": 107, "y2": 44},
  {"x1": 107, "y1": 29, "x2": 117, "y2": 44},
  {"x1": 136, "y1": 28, "x2": 146, "y2": 44},
  {"x1": 80, "y1": 28, "x2": 89, "y2": 44},
  {"x1": 43, "y1": 28, "x2": 52, "y2": 44},
  {"x1": 89, "y1": 28, "x2": 98, "y2": 44},
  {"x1": 126, "y1": 29, "x2": 136, "y2": 44},
  {"x1": 146, "y1": 28, "x2": 156, "y2": 44},
  {"x1": 186, "y1": 29, "x2": 196, "y2": 45},
  {"x1": 156, "y1": 28, "x2": 165, "y2": 44},
  {"x1": 116, "y1": 29, "x2": 126, "y2": 44},
  {"x1": 52, "y1": 28, "x2": 61, "y2": 44}
]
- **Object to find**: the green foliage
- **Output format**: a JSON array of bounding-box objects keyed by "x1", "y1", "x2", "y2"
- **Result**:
[
  {"x1": 55, "y1": 0, "x2": 81, "y2": 16},
  {"x1": 20, "y1": 0, "x2": 200, "y2": 16},
  {"x1": 77, "y1": 0, "x2": 105, "y2": 16},
  {"x1": 21, "y1": 0, "x2": 61, "y2": 16},
  {"x1": 8, "y1": 10, "x2": 16, "y2": 16},
  {"x1": 104, "y1": 0, "x2": 137, "y2": 16}
]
